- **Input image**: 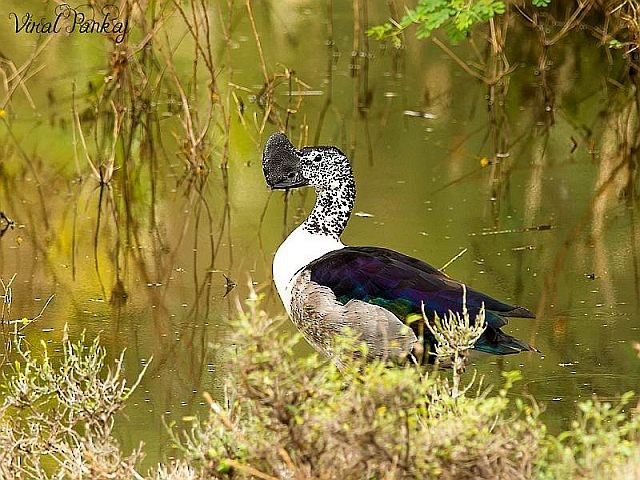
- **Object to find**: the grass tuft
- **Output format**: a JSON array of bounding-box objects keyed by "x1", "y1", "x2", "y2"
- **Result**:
[
  {"x1": 0, "y1": 327, "x2": 149, "y2": 479},
  {"x1": 0, "y1": 296, "x2": 638, "y2": 479}
]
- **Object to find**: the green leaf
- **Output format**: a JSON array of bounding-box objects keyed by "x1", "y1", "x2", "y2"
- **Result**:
[
  {"x1": 216, "y1": 460, "x2": 232, "y2": 473},
  {"x1": 608, "y1": 38, "x2": 623, "y2": 49}
]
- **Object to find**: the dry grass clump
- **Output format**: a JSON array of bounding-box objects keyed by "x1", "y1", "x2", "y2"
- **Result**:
[
  {"x1": 0, "y1": 329, "x2": 148, "y2": 479},
  {"x1": 172, "y1": 300, "x2": 543, "y2": 480},
  {"x1": 1, "y1": 296, "x2": 639, "y2": 479},
  {"x1": 149, "y1": 460, "x2": 201, "y2": 480},
  {"x1": 167, "y1": 297, "x2": 640, "y2": 480},
  {"x1": 537, "y1": 391, "x2": 640, "y2": 479}
]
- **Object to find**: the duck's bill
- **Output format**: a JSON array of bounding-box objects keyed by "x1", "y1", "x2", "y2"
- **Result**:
[{"x1": 268, "y1": 175, "x2": 309, "y2": 189}]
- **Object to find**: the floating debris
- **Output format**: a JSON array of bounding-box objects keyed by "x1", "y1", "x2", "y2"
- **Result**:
[
  {"x1": 282, "y1": 90, "x2": 324, "y2": 96},
  {"x1": 403, "y1": 110, "x2": 437, "y2": 119},
  {"x1": 354, "y1": 211, "x2": 374, "y2": 218},
  {"x1": 570, "y1": 136, "x2": 578, "y2": 153},
  {"x1": 471, "y1": 224, "x2": 553, "y2": 236},
  {"x1": 0, "y1": 211, "x2": 15, "y2": 238},
  {"x1": 512, "y1": 245, "x2": 536, "y2": 251},
  {"x1": 440, "y1": 248, "x2": 468, "y2": 272},
  {"x1": 223, "y1": 274, "x2": 236, "y2": 297}
]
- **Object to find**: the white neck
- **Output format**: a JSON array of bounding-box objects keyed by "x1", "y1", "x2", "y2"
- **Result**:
[{"x1": 273, "y1": 225, "x2": 344, "y2": 313}]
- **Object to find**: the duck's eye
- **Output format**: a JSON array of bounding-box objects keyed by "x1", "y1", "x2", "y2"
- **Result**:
[
  {"x1": 313, "y1": 154, "x2": 322, "y2": 162},
  {"x1": 287, "y1": 171, "x2": 296, "y2": 178}
]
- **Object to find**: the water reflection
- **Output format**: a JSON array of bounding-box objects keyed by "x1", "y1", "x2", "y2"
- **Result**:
[{"x1": 0, "y1": 0, "x2": 639, "y2": 470}]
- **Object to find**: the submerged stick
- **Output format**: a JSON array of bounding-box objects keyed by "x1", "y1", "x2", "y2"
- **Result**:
[{"x1": 440, "y1": 248, "x2": 468, "y2": 273}]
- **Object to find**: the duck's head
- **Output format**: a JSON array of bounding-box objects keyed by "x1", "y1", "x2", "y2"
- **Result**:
[{"x1": 262, "y1": 132, "x2": 353, "y2": 191}]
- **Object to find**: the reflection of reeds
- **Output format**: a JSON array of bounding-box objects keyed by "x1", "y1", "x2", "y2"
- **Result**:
[
  {"x1": 0, "y1": 36, "x2": 55, "y2": 231},
  {"x1": 245, "y1": 0, "x2": 269, "y2": 84},
  {"x1": 538, "y1": 91, "x2": 639, "y2": 313},
  {"x1": 350, "y1": 0, "x2": 373, "y2": 163},
  {"x1": 314, "y1": 0, "x2": 336, "y2": 143},
  {"x1": 0, "y1": 275, "x2": 55, "y2": 370},
  {"x1": 0, "y1": 275, "x2": 15, "y2": 354},
  {"x1": 73, "y1": 89, "x2": 121, "y2": 185},
  {"x1": 0, "y1": 36, "x2": 53, "y2": 111},
  {"x1": 165, "y1": 0, "x2": 220, "y2": 172}
]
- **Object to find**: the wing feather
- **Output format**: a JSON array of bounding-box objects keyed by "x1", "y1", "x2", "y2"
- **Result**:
[
  {"x1": 309, "y1": 247, "x2": 535, "y2": 323},
  {"x1": 307, "y1": 246, "x2": 537, "y2": 357}
]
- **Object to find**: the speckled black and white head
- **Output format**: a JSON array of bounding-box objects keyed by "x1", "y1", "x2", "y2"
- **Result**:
[{"x1": 263, "y1": 132, "x2": 356, "y2": 238}]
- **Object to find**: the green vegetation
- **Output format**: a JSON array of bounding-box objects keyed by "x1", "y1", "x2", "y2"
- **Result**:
[
  {"x1": 368, "y1": 0, "x2": 508, "y2": 43},
  {"x1": 0, "y1": 0, "x2": 639, "y2": 477},
  {"x1": 167, "y1": 302, "x2": 640, "y2": 479},
  {"x1": 1, "y1": 296, "x2": 639, "y2": 478},
  {"x1": 0, "y1": 330, "x2": 148, "y2": 478},
  {"x1": 368, "y1": 0, "x2": 637, "y2": 54}
]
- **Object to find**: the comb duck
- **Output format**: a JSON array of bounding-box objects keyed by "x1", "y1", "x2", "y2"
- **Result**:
[{"x1": 262, "y1": 132, "x2": 537, "y2": 365}]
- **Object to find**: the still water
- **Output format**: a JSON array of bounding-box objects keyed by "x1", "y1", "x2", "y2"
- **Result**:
[{"x1": 0, "y1": 0, "x2": 638, "y2": 469}]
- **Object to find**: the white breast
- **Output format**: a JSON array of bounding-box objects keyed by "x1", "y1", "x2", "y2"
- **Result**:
[{"x1": 273, "y1": 225, "x2": 344, "y2": 314}]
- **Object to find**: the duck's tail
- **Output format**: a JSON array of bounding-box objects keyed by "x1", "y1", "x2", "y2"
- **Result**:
[{"x1": 475, "y1": 327, "x2": 539, "y2": 355}]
